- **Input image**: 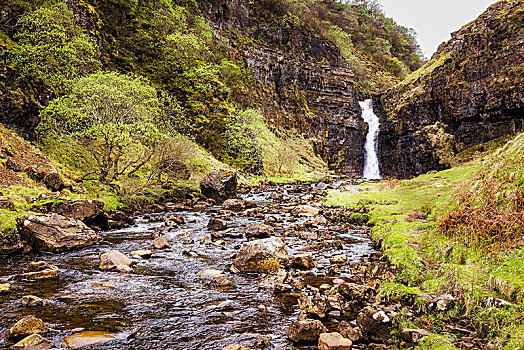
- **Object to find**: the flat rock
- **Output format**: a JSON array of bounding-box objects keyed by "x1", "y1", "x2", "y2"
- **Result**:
[
  {"x1": 231, "y1": 237, "x2": 289, "y2": 273},
  {"x1": 17, "y1": 214, "x2": 100, "y2": 252},
  {"x1": 11, "y1": 334, "x2": 53, "y2": 349},
  {"x1": 7, "y1": 316, "x2": 48, "y2": 341},
  {"x1": 330, "y1": 254, "x2": 348, "y2": 264},
  {"x1": 21, "y1": 295, "x2": 46, "y2": 306},
  {"x1": 245, "y1": 224, "x2": 273, "y2": 239},
  {"x1": 63, "y1": 331, "x2": 122, "y2": 349},
  {"x1": 99, "y1": 250, "x2": 132, "y2": 270},
  {"x1": 211, "y1": 275, "x2": 234, "y2": 286},
  {"x1": 221, "y1": 345, "x2": 251, "y2": 350},
  {"x1": 130, "y1": 250, "x2": 152, "y2": 259},
  {"x1": 197, "y1": 269, "x2": 224, "y2": 276},
  {"x1": 153, "y1": 237, "x2": 169, "y2": 249},
  {"x1": 318, "y1": 332, "x2": 352, "y2": 350},
  {"x1": 0, "y1": 282, "x2": 11, "y2": 293},
  {"x1": 286, "y1": 319, "x2": 328, "y2": 343},
  {"x1": 18, "y1": 268, "x2": 58, "y2": 281},
  {"x1": 91, "y1": 281, "x2": 116, "y2": 289},
  {"x1": 292, "y1": 205, "x2": 320, "y2": 216}
]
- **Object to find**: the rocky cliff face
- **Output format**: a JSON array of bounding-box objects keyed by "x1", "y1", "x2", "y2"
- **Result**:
[
  {"x1": 199, "y1": 0, "x2": 366, "y2": 175},
  {"x1": 377, "y1": 0, "x2": 524, "y2": 178}
]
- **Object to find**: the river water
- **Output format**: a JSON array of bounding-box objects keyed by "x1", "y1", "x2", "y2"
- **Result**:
[{"x1": 0, "y1": 182, "x2": 374, "y2": 349}]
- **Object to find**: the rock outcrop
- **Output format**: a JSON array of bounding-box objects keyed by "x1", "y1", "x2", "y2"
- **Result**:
[
  {"x1": 17, "y1": 214, "x2": 100, "y2": 252},
  {"x1": 377, "y1": 0, "x2": 524, "y2": 177},
  {"x1": 198, "y1": 0, "x2": 366, "y2": 175}
]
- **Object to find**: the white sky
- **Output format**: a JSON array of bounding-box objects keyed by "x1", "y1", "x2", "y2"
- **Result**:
[{"x1": 377, "y1": 0, "x2": 498, "y2": 58}]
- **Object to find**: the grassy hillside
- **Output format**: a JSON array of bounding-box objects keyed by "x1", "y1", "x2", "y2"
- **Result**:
[{"x1": 326, "y1": 133, "x2": 524, "y2": 348}]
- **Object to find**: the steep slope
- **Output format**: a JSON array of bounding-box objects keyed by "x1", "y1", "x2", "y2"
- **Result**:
[{"x1": 377, "y1": 0, "x2": 524, "y2": 178}]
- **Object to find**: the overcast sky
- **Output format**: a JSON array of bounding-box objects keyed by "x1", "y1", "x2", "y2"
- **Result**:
[{"x1": 377, "y1": 0, "x2": 498, "y2": 58}]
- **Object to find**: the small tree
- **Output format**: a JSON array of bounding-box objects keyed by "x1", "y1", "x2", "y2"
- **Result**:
[{"x1": 39, "y1": 72, "x2": 164, "y2": 183}]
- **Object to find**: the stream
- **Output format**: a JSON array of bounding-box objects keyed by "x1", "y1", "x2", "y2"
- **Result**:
[{"x1": 0, "y1": 181, "x2": 375, "y2": 349}]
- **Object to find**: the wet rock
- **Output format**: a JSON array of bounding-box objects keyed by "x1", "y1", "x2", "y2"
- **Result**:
[
  {"x1": 356, "y1": 307, "x2": 392, "y2": 343},
  {"x1": 21, "y1": 295, "x2": 46, "y2": 306},
  {"x1": 0, "y1": 233, "x2": 26, "y2": 255},
  {"x1": 208, "y1": 218, "x2": 228, "y2": 231},
  {"x1": 260, "y1": 269, "x2": 293, "y2": 288},
  {"x1": 338, "y1": 322, "x2": 363, "y2": 343},
  {"x1": 183, "y1": 249, "x2": 198, "y2": 257},
  {"x1": 130, "y1": 250, "x2": 152, "y2": 259},
  {"x1": 91, "y1": 281, "x2": 116, "y2": 289},
  {"x1": 286, "y1": 319, "x2": 328, "y2": 343},
  {"x1": 7, "y1": 316, "x2": 48, "y2": 341},
  {"x1": 26, "y1": 261, "x2": 56, "y2": 272},
  {"x1": 338, "y1": 283, "x2": 376, "y2": 304},
  {"x1": 211, "y1": 275, "x2": 234, "y2": 286},
  {"x1": 330, "y1": 254, "x2": 348, "y2": 264},
  {"x1": 245, "y1": 224, "x2": 274, "y2": 239},
  {"x1": 43, "y1": 171, "x2": 64, "y2": 191},
  {"x1": 116, "y1": 264, "x2": 133, "y2": 273},
  {"x1": 153, "y1": 237, "x2": 169, "y2": 249},
  {"x1": 200, "y1": 170, "x2": 238, "y2": 201},
  {"x1": 292, "y1": 254, "x2": 315, "y2": 269},
  {"x1": 222, "y1": 198, "x2": 246, "y2": 210},
  {"x1": 197, "y1": 269, "x2": 224, "y2": 276},
  {"x1": 318, "y1": 332, "x2": 352, "y2": 349},
  {"x1": 253, "y1": 336, "x2": 271, "y2": 349},
  {"x1": 221, "y1": 345, "x2": 251, "y2": 350},
  {"x1": 63, "y1": 331, "x2": 122, "y2": 349},
  {"x1": 298, "y1": 292, "x2": 331, "y2": 319},
  {"x1": 230, "y1": 237, "x2": 289, "y2": 273},
  {"x1": 17, "y1": 214, "x2": 100, "y2": 252},
  {"x1": 18, "y1": 265, "x2": 59, "y2": 281},
  {"x1": 11, "y1": 334, "x2": 53, "y2": 349},
  {"x1": 292, "y1": 205, "x2": 320, "y2": 216},
  {"x1": 99, "y1": 250, "x2": 133, "y2": 271},
  {"x1": 31, "y1": 200, "x2": 104, "y2": 223},
  {"x1": 0, "y1": 196, "x2": 15, "y2": 210},
  {"x1": 400, "y1": 328, "x2": 431, "y2": 344},
  {"x1": 0, "y1": 282, "x2": 10, "y2": 293}
]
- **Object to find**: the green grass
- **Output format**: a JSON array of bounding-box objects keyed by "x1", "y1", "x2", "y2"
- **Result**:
[{"x1": 325, "y1": 162, "x2": 524, "y2": 347}]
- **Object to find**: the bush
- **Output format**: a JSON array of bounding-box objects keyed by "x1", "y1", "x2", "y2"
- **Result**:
[{"x1": 38, "y1": 71, "x2": 164, "y2": 184}]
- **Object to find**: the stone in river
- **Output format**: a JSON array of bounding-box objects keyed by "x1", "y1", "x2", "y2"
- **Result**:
[
  {"x1": 200, "y1": 170, "x2": 237, "y2": 201},
  {"x1": 91, "y1": 281, "x2": 116, "y2": 289},
  {"x1": 11, "y1": 334, "x2": 54, "y2": 349},
  {"x1": 230, "y1": 237, "x2": 289, "y2": 273},
  {"x1": 245, "y1": 224, "x2": 273, "y2": 239},
  {"x1": 99, "y1": 250, "x2": 132, "y2": 270},
  {"x1": 17, "y1": 214, "x2": 100, "y2": 252},
  {"x1": 63, "y1": 331, "x2": 122, "y2": 349},
  {"x1": 221, "y1": 345, "x2": 252, "y2": 350},
  {"x1": 211, "y1": 275, "x2": 234, "y2": 286},
  {"x1": 116, "y1": 264, "x2": 133, "y2": 273},
  {"x1": 18, "y1": 268, "x2": 58, "y2": 281},
  {"x1": 208, "y1": 217, "x2": 228, "y2": 230},
  {"x1": 197, "y1": 269, "x2": 224, "y2": 276},
  {"x1": 21, "y1": 295, "x2": 46, "y2": 306},
  {"x1": 292, "y1": 205, "x2": 320, "y2": 216},
  {"x1": 7, "y1": 316, "x2": 48, "y2": 341},
  {"x1": 153, "y1": 237, "x2": 169, "y2": 249},
  {"x1": 0, "y1": 282, "x2": 10, "y2": 294},
  {"x1": 286, "y1": 319, "x2": 328, "y2": 343},
  {"x1": 130, "y1": 249, "x2": 152, "y2": 259},
  {"x1": 329, "y1": 254, "x2": 348, "y2": 264},
  {"x1": 292, "y1": 254, "x2": 315, "y2": 269},
  {"x1": 318, "y1": 332, "x2": 352, "y2": 349}
]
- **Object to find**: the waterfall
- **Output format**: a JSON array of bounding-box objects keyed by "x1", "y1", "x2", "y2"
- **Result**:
[{"x1": 359, "y1": 99, "x2": 382, "y2": 180}]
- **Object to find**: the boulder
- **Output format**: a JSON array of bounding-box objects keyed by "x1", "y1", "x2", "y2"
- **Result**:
[
  {"x1": 99, "y1": 250, "x2": 132, "y2": 271},
  {"x1": 32, "y1": 200, "x2": 104, "y2": 222},
  {"x1": 339, "y1": 322, "x2": 363, "y2": 343},
  {"x1": 292, "y1": 205, "x2": 320, "y2": 216},
  {"x1": 17, "y1": 214, "x2": 100, "y2": 252},
  {"x1": 252, "y1": 336, "x2": 271, "y2": 349},
  {"x1": 356, "y1": 307, "x2": 392, "y2": 343},
  {"x1": 318, "y1": 332, "x2": 352, "y2": 350},
  {"x1": 230, "y1": 237, "x2": 289, "y2": 273},
  {"x1": 43, "y1": 171, "x2": 64, "y2": 191},
  {"x1": 0, "y1": 196, "x2": 15, "y2": 210},
  {"x1": 292, "y1": 254, "x2": 315, "y2": 269},
  {"x1": 298, "y1": 292, "x2": 331, "y2": 319},
  {"x1": 245, "y1": 224, "x2": 273, "y2": 239},
  {"x1": 208, "y1": 218, "x2": 228, "y2": 231},
  {"x1": 200, "y1": 170, "x2": 238, "y2": 201},
  {"x1": 153, "y1": 237, "x2": 170, "y2": 249},
  {"x1": 7, "y1": 316, "x2": 48, "y2": 341},
  {"x1": 286, "y1": 319, "x2": 328, "y2": 343},
  {"x1": 338, "y1": 283, "x2": 376, "y2": 304},
  {"x1": 222, "y1": 198, "x2": 246, "y2": 210},
  {"x1": 11, "y1": 334, "x2": 53, "y2": 349},
  {"x1": 22, "y1": 295, "x2": 46, "y2": 306},
  {"x1": 330, "y1": 254, "x2": 348, "y2": 264}
]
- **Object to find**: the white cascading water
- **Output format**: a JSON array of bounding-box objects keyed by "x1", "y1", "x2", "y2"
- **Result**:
[{"x1": 359, "y1": 99, "x2": 382, "y2": 180}]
